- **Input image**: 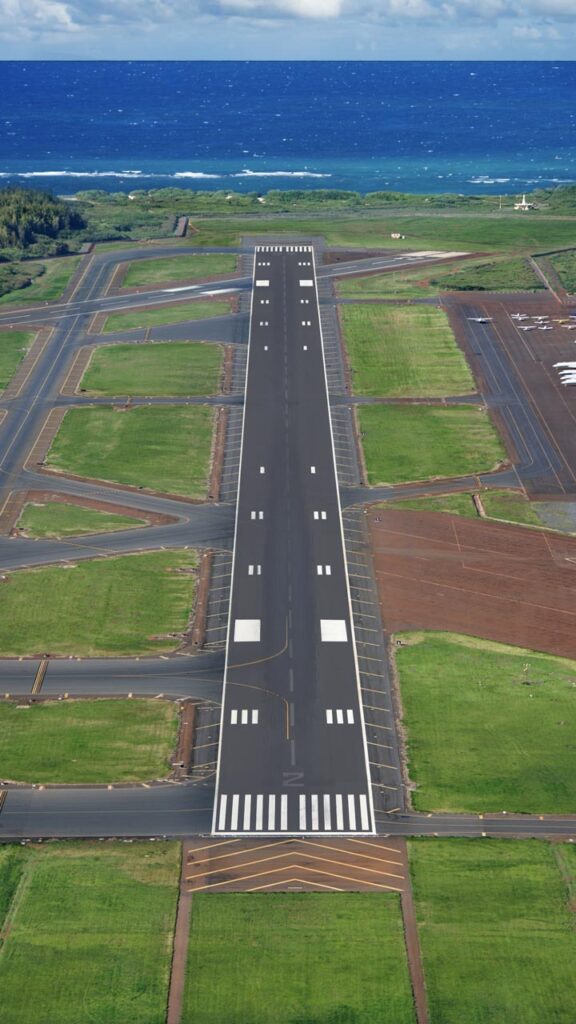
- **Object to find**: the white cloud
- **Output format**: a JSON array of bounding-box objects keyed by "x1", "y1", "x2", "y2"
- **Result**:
[
  {"x1": 0, "y1": 0, "x2": 78, "y2": 35},
  {"x1": 220, "y1": 0, "x2": 342, "y2": 16}
]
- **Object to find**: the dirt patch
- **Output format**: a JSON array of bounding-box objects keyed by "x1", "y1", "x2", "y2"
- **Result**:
[{"x1": 369, "y1": 506, "x2": 576, "y2": 658}]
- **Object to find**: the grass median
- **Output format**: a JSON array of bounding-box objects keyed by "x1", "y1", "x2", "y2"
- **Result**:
[
  {"x1": 337, "y1": 256, "x2": 543, "y2": 299},
  {"x1": 0, "y1": 330, "x2": 35, "y2": 390},
  {"x1": 0, "y1": 550, "x2": 198, "y2": 657},
  {"x1": 341, "y1": 304, "x2": 475, "y2": 397},
  {"x1": 358, "y1": 404, "x2": 506, "y2": 485},
  {"x1": 386, "y1": 488, "x2": 546, "y2": 529},
  {"x1": 0, "y1": 699, "x2": 179, "y2": 783},
  {"x1": 410, "y1": 839, "x2": 576, "y2": 1024},
  {"x1": 101, "y1": 299, "x2": 231, "y2": 333},
  {"x1": 81, "y1": 341, "x2": 223, "y2": 396},
  {"x1": 0, "y1": 255, "x2": 81, "y2": 307},
  {"x1": 17, "y1": 500, "x2": 146, "y2": 538},
  {"x1": 0, "y1": 841, "x2": 179, "y2": 1024},
  {"x1": 397, "y1": 631, "x2": 576, "y2": 814},
  {"x1": 46, "y1": 405, "x2": 214, "y2": 498},
  {"x1": 122, "y1": 253, "x2": 237, "y2": 287},
  {"x1": 184, "y1": 893, "x2": 415, "y2": 1024},
  {"x1": 549, "y1": 250, "x2": 576, "y2": 292}
]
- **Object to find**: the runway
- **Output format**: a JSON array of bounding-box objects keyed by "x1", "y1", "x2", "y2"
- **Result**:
[{"x1": 212, "y1": 245, "x2": 374, "y2": 836}]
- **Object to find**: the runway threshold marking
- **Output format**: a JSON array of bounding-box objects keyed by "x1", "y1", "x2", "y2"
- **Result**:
[{"x1": 0, "y1": 790, "x2": 7, "y2": 814}]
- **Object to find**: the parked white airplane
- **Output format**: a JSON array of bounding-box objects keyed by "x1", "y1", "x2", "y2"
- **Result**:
[
  {"x1": 467, "y1": 317, "x2": 492, "y2": 323},
  {"x1": 518, "y1": 325, "x2": 536, "y2": 331},
  {"x1": 538, "y1": 325, "x2": 553, "y2": 331},
  {"x1": 511, "y1": 314, "x2": 529, "y2": 320},
  {"x1": 553, "y1": 362, "x2": 576, "y2": 368},
  {"x1": 561, "y1": 324, "x2": 576, "y2": 329}
]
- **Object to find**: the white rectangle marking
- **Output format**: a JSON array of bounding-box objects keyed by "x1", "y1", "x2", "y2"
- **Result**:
[
  {"x1": 310, "y1": 466, "x2": 316, "y2": 474},
  {"x1": 234, "y1": 619, "x2": 261, "y2": 643},
  {"x1": 259, "y1": 511, "x2": 264, "y2": 520},
  {"x1": 335, "y1": 794, "x2": 344, "y2": 831},
  {"x1": 250, "y1": 511, "x2": 256, "y2": 520},
  {"x1": 252, "y1": 709, "x2": 259, "y2": 725},
  {"x1": 303, "y1": 345, "x2": 308, "y2": 351},
  {"x1": 256, "y1": 280, "x2": 269, "y2": 287},
  {"x1": 241, "y1": 709, "x2": 248, "y2": 725},
  {"x1": 248, "y1": 565, "x2": 254, "y2": 575},
  {"x1": 299, "y1": 794, "x2": 307, "y2": 831},
  {"x1": 317, "y1": 565, "x2": 323, "y2": 576},
  {"x1": 348, "y1": 795, "x2": 357, "y2": 831},
  {"x1": 280, "y1": 794, "x2": 288, "y2": 831},
  {"x1": 300, "y1": 280, "x2": 314, "y2": 287},
  {"x1": 323, "y1": 794, "x2": 332, "y2": 831},
  {"x1": 231, "y1": 794, "x2": 240, "y2": 831},
  {"x1": 268, "y1": 795, "x2": 276, "y2": 830},
  {"x1": 231, "y1": 709, "x2": 238, "y2": 725},
  {"x1": 359, "y1": 795, "x2": 370, "y2": 831},
  {"x1": 313, "y1": 510, "x2": 319, "y2": 520},
  {"x1": 325, "y1": 565, "x2": 332, "y2": 576},
  {"x1": 321, "y1": 511, "x2": 327, "y2": 520},
  {"x1": 347, "y1": 709, "x2": 355, "y2": 724},
  {"x1": 259, "y1": 466, "x2": 265, "y2": 474},
  {"x1": 336, "y1": 709, "x2": 344, "y2": 724},
  {"x1": 311, "y1": 794, "x2": 319, "y2": 830},
  {"x1": 218, "y1": 794, "x2": 227, "y2": 831},
  {"x1": 255, "y1": 795, "x2": 263, "y2": 831},
  {"x1": 321, "y1": 620, "x2": 348, "y2": 642},
  {"x1": 326, "y1": 709, "x2": 333, "y2": 724},
  {"x1": 243, "y1": 795, "x2": 252, "y2": 830}
]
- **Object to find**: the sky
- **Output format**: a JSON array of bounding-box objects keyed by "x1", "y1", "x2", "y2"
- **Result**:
[{"x1": 0, "y1": 0, "x2": 574, "y2": 60}]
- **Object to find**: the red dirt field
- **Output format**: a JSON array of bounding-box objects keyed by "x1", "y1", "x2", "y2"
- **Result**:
[{"x1": 369, "y1": 507, "x2": 576, "y2": 658}]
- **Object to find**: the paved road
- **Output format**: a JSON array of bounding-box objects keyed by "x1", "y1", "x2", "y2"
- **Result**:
[{"x1": 212, "y1": 245, "x2": 374, "y2": 837}]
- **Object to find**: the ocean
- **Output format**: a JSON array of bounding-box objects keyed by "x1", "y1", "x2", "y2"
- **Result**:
[{"x1": 0, "y1": 61, "x2": 574, "y2": 196}]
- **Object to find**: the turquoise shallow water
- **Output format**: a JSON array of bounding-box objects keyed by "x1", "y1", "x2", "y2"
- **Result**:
[{"x1": 0, "y1": 61, "x2": 574, "y2": 195}]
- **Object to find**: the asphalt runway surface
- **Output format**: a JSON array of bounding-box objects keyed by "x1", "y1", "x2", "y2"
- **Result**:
[{"x1": 1, "y1": 241, "x2": 575, "y2": 842}]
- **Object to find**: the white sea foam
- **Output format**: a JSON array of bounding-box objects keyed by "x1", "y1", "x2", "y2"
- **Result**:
[
  {"x1": 173, "y1": 172, "x2": 222, "y2": 179},
  {"x1": 233, "y1": 169, "x2": 331, "y2": 178}
]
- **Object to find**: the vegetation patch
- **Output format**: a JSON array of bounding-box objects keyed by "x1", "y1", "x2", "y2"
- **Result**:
[
  {"x1": 0, "y1": 549, "x2": 198, "y2": 656},
  {"x1": 81, "y1": 341, "x2": 223, "y2": 396},
  {"x1": 0, "y1": 841, "x2": 179, "y2": 1024},
  {"x1": 337, "y1": 256, "x2": 542, "y2": 299},
  {"x1": 0, "y1": 331, "x2": 35, "y2": 389},
  {"x1": 17, "y1": 501, "x2": 146, "y2": 538},
  {"x1": 184, "y1": 893, "x2": 415, "y2": 1024},
  {"x1": 549, "y1": 250, "x2": 576, "y2": 293},
  {"x1": 122, "y1": 253, "x2": 237, "y2": 287},
  {"x1": 358, "y1": 404, "x2": 506, "y2": 485},
  {"x1": 397, "y1": 631, "x2": 576, "y2": 813},
  {"x1": 0, "y1": 699, "x2": 179, "y2": 783},
  {"x1": 386, "y1": 488, "x2": 546, "y2": 529},
  {"x1": 0, "y1": 256, "x2": 82, "y2": 306},
  {"x1": 102, "y1": 299, "x2": 231, "y2": 333},
  {"x1": 410, "y1": 839, "x2": 576, "y2": 1023},
  {"x1": 46, "y1": 405, "x2": 214, "y2": 498},
  {"x1": 341, "y1": 304, "x2": 475, "y2": 397}
]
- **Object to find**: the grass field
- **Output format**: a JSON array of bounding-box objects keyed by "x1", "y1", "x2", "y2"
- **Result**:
[
  {"x1": 0, "y1": 255, "x2": 81, "y2": 307},
  {"x1": 0, "y1": 549, "x2": 198, "y2": 656},
  {"x1": 341, "y1": 305, "x2": 475, "y2": 397},
  {"x1": 337, "y1": 257, "x2": 543, "y2": 299},
  {"x1": 0, "y1": 841, "x2": 179, "y2": 1024},
  {"x1": 386, "y1": 489, "x2": 546, "y2": 529},
  {"x1": 122, "y1": 253, "x2": 237, "y2": 287},
  {"x1": 0, "y1": 330, "x2": 35, "y2": 390},
  {"x1": 0, "y1": 699, "x2": 179, "y2": 783},
  {"x1": 102, "y1": 299, "x2": 231, "y2": 333},
  {"x1": 358, "y1": 404, "x2": 506, "y2": 485},
  {"x1": 46, "y1": 405, "x2": 214, "y2": 497},
  {"x1": 17, "y1": 501, "x2": 146, "y2": 538},
  {"x1": 410, "y1": 839, "x2": 576, "y2": 1024},
  {"x1": 183, "y1": 213, "x2": 576, "y2": 253},
  {"x1": 184, "y1": 893, "x2": 415, "y2": 1024},
  {"x1": 81, "y1": 341, "x2": 223, "y2": 396},
  {"x1": 396, "y1": 632, "x2": 576, "y2": 813},
  {"x1": 549, "y1": 250, "x2": 576, "y2": 293}
]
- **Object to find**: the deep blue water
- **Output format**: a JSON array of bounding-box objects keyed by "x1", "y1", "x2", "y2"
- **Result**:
[{"x1": 0, "y1": 61, "x2": 575, "y2": 195}]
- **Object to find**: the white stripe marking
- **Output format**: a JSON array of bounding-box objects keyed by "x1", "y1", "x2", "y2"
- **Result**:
[
  {"x1": 231, "y1": 709, "x2": 238, "y2": 724},
  {"x1": 299, "y1": 794, "x2": 307, "y2": 830},
  {"x1": 348, "y1": 795, "x2": 357, "y2": 831},
  {"x1": 268, "y1": 795, "x2": 276, "y2": 830},
  {"x1": 336, "y1": 709, "x2": 344, "y2": 724},
  {"x1": 335, "y1": 794, "x2": 344, "y2": 831},
  {"x1": 255, "y1": 794, "x2": 263, "y2": 830},
  {"x1": 234, "y1": 619, "x2": 261, "y2": 642},
  {"x1": 310, "y1": 466, "x2": 316, "y2": 474},
  {"x1": 231, "y1": 794, "x2": 240, "y2": 830},
  {"x1": 347, "y1": 709, "x2": 354, "y2": 724},
  {"x1": 280, "y1": 794, "x2": 288, "y2": 831},
  {"x1": 326, "y1": 709, "x2": 333, "y2": 724},
  {"x1": 248, "y1": 565, "x2": 254, "y2": 575},
  {"x1": 311, "y1": 794, "x2": 319, "y2": 830},
  {"x1": 251, "y1": 709, "x2": 259, "y2": 724},
  {"x1": 359, "y1": 794, "x2": 370, "y2": 831},
  {"x1": 323, "y1": 794, "x2": 332, "y2": 831},
  {"x1": 243, "y1": 795, "x2": 252, "y2": 830},
  {"x1": 241, "y1": 709, "x2": 248, "y2": 724},
  {"x1": 218, "y1": 794, "x2": 227, "y2": 831}
]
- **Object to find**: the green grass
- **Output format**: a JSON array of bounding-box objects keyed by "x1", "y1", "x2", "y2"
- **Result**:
[
  {"x1": 341, "y1": 305, "x2": 475, "y2": 397},
  {"x1": 337, "y1": 257, "x2": 542, "y2": 298},
  {"x1": 81, "y1": 341, "x2": 223, "y2": 396},
  {"x1": 47, "y1": 405, "x2": 214, "y2": 498},
  {"x1": 396, "y1": 631, "x2": 576, "y2": 813},
  {"x1": 0, "y1": 549, "x2": 198, "y2": 656},
  {"x1": 0, "y1": 331, "x2": 35, "y2": 390},
  {"x1": 549, "y1": 250, "x2": 576, "y2": 293},
  {"x1": 102, "y1": 299, "x2": 231, "y2": 333},
  {"x1": 0, "y1": 699, "x2": 179, "y2": 783},
  {"x1": 123, "y1": 253, "x2": 237, "y2": 287},
  {"x1": 410, "y1": 839, "x2": 576, "y2": 1024},
  {"x1": 358, "y1": 404, "x2": 506, "y2": 485},
  {"x1": 0, "y1": 841, "x2": 179, "y2": 1024},
  {"x1": 0, "y1": 256, "x2": 81, "y2": 306},
  {"x1": 184, "y1": 893, "x2": 415, "y2": 1024},
  {"x1": 17, "y1": 501, "x2": 146, "y2": 538},
  {"x1": 385, "y1": 489, "x2": 546, "y2": 529}
]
